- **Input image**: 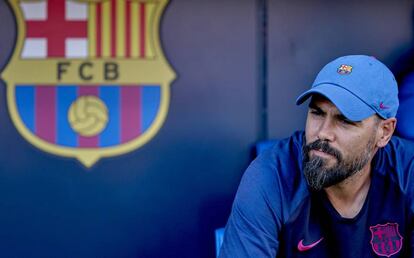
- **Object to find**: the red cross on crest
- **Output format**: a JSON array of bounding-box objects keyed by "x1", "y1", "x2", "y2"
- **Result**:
[{"x1": 25, "y1": 0, "x2": 88, "y2": 57}]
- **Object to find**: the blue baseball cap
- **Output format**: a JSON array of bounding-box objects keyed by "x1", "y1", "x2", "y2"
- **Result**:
[{"x1": 296, "y1": 55, "x2": 399, "y2": 121}]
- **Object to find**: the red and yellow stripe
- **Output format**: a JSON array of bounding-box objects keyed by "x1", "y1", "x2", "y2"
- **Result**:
[{"x1": 87, "y1": 0, "x2": 155, "y2": 58}]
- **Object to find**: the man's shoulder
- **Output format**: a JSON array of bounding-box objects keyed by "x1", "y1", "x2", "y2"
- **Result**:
[
  {"x1": 251, "y1": 131, "x2": 304, "y2": 177},
  {"x1": 388, "y1": 135, "x2": 414, "y2": 157},
  {"x1": 258, "y1": 131, "x2": 304, "y2": 160},
  {"x1": 235, "y1": 131, "x2": 308, "y2": 222},
  {"x1": 379, "y1": 135, "x2": 414, "y2": 168},
  {"x1": 376, "y1": 135, "x2": 414, "y2": 196}
]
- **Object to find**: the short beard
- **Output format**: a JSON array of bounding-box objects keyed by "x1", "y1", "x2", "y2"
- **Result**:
[{"x1": 302, "y1": 136, "x2": 376, "y2": 192}]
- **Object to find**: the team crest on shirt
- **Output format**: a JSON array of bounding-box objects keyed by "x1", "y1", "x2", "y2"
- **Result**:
[
  {"x1": 337, "y1": 64, "x2": 352, "y2": 74},
  {"x1": 2, "y1": 0, "x2": 176, "y2": 168},
  {"x1": 370, "y1": 223, "x2": 403, "y2": 257}
]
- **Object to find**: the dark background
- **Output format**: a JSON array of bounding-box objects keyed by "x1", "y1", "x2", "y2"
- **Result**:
[{"x1": 0, "y1": 0, "x2": 413, "y2": 257}]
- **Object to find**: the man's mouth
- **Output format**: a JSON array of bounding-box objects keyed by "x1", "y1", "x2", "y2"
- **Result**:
[{"x1": 310, "y1": 149, "x2": 334, "y2": 159}]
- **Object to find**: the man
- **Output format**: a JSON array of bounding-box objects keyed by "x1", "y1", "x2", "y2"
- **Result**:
[{"x1": 219, "y1": 55, "x2": 414, "y2": 257}]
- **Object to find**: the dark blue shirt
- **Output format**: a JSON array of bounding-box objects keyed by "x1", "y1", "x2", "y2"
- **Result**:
[{"x1": 219, "y1": 131, "x2": 414, "y2": 258}]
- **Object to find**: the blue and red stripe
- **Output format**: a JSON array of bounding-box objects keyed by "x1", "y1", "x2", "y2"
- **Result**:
[
  {"x1": 99, "y1": 86, "x2": 120, "y2": 147},
  {"x1": 15, "y1": 85, "x2": 161, "y2": 148},
  {"x1": 121, "y1": 86, "x2": 142, "y2": 142},
  {"x1": 142, "y1": 86, "x2": 160, "y2": 131},
  {"x1": 16, "y1": 86, "x2": 35, "y2": 132},
  {"x1": 57, "y1": 86, "x2": 78, "y2": 147},
  {"x1": 35, "y1": 86, "x2": 56, "y2": 142}
]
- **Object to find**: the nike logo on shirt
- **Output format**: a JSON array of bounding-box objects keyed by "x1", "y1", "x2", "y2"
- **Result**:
[{"x1": 297, "y1": 237, "x2": 324, "y2": 252}]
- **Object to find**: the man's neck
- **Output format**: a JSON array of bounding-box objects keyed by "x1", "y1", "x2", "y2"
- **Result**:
[{"x1": 324, "y1": 163, "x2": 372, "y2": 219}]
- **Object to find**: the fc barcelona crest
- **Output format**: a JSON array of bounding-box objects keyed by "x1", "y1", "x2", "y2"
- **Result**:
[
  {"x1": 370, "y1": 223, "x2": 403, "y2": 257},
  {"x1": 2, "y1": 0, "x2": 176, "y2": 167},
  {"x1": 337, "y1": 64, "x2": 352, "y2": 75}
]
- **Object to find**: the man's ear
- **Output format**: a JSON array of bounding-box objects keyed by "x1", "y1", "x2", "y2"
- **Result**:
[{"x1": 376, "y1": 117, "x2": 397, "y2": 148}]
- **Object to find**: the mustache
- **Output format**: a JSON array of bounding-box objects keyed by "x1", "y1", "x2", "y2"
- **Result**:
[{"x1": 303, "y1": 139, "x2": 342, "y2": 161}]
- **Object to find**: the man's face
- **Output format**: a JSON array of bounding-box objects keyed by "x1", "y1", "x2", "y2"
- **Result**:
[{"x1": 303, "y1": 95, "x2": 379, "y2": 191}]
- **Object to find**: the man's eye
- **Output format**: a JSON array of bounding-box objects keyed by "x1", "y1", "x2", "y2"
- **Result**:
[
  {"x1": 310, "y1": 109, "x2": 323, "y2": 116},
  {"x1": 340, "y1": 118, "x2": 355, "y2": 125}
]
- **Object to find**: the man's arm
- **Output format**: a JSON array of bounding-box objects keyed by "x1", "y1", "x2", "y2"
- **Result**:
[{"x1": 219, "y1": 160, "x2": 282, "y2": 257}]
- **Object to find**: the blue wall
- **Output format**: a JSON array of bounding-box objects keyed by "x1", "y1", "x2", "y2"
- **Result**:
[{"x1": 0, "y1": 0, "x2": 413, "y2": 257}]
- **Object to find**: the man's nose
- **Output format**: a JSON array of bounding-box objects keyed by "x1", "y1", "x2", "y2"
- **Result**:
[{"x1": 317, "y1": 119, "x2": 335, "y2": 142}]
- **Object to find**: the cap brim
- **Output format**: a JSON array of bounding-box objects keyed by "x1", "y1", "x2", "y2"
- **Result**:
[{"x1": 295, "y1": 84, "x2": 375, "y2": 122}]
